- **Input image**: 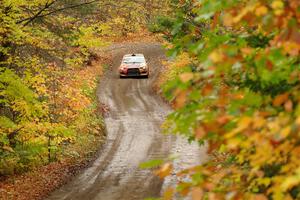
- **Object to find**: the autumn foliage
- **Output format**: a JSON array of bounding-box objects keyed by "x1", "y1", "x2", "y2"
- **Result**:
[
  {"x1": 155, "y1": 0, "x2": 300, "y2": 199},
  {"x1": 0, "y1": 0, "x2": 107, "y2": 175},
  {"x1": 0, "y1": 0, "x2": 172, "y2": 177}
]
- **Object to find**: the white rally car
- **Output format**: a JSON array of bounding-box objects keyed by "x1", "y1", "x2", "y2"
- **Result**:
[{"x1": 119, "y1": 54, "x2": 149, "y2": 78}]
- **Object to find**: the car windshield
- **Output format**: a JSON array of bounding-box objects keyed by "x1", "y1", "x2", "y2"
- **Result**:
[{"x1": 122, "y1": 57, "x2": 145, "y2": 64}]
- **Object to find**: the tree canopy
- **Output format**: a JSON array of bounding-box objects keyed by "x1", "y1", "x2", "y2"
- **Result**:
[{"x1": 153, "y1": 0, "x2": 300, "y2": 199}]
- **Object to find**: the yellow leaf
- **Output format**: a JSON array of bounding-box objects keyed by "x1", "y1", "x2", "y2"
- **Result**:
[
  {"x1": 253, "y1": 116, "x2": 266, "y2": 129},
  {"x1": 281, "y1": 168, "x2": 300, "y2": 191},
  {"x1": 225, "y1": 116, "x2": 252, "y2": 139},
  {"x1": 272, "y1": 0, "x2": 285, "y2": 16},
  {"x1": 223, "y1": 13, "x2": 234, "y2": 26},
  {"x1": 255, "y1": 6, "x2": 268, "y2": 16},
  {"x1": 274, "y1": 9, "x2": 284, "y2": 16},
  {"x1": 163, "y1": 188, "x2": 174, "y2": 200},
  {"x1": 3, "y1": 145, "x2": 14, "y2": 153},
  {"x1": 280, "y1": 126, "x2": 291, "y2": 139},
  {"x1": 227, "y1": 138, "x2": 242, "y2": 150},
  {"x1": 271, "y1": 0, "x2": 284, "y2": 10},
  {"x1": 209, "y1": 51, "x2": 224, "y2": 63},
  {"x1": 296, "y1": 117, "x2": 300, "y2": 126}
]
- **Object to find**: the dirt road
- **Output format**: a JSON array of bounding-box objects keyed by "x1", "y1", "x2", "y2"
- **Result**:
[{"x1": 46, "y1": 43, "x2": 207, "y2": 200}]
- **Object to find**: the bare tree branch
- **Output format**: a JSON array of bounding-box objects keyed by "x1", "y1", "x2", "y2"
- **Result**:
[
  {"x1": 32, "y1": 0, "x2": 101, "y2": 19},
  {"x1": 17, "y1": 0, "x2": 101, "y2": 26},
  {"x1": 17, "y1": 0, "x2": 58, "y2": 26}
]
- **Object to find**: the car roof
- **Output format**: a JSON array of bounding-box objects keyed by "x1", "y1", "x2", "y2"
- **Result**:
[{"x1": 123, "y1": 54, "x2": 145, "y2": 58}]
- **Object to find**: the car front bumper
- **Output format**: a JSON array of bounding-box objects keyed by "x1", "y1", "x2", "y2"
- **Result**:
[{"x1": 120, "y1": 68, "x2": 148, "y2": 77}]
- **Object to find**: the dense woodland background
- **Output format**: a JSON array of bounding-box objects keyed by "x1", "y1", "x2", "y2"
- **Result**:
[{"x1": 1, "y1": 0, "x2": 300, "y2": 199}]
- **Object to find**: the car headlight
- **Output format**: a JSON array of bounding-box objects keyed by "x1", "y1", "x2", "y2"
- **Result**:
[
  {"x1": 120, "y1": 65, "x2": 127, "y2": 71},
  {"x1": 139, "y1": 65, "x2": 147, "y2": 70}
]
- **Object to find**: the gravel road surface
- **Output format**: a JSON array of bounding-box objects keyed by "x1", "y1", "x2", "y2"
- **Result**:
[{"x1": 46, "y1": 43, "x2": 207, "y2": 200}]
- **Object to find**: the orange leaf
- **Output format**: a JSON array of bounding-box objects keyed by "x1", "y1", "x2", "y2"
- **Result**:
[
  {"x1": 208, "y1": 141, "x2": 222, "y2": 153},
  {"x1": 178, "y1": 182, "x2": 192, "y2": 196},
  {"x1": 179, "y1": 73, "x2": 194, "y2": 83},
  {"x1": 174, "y1": 90, "x2": 187, "y2": 109},
  {"x1": 203, "y1": 182, "x2": 215, "y2": 191},
  {"x1": 202, "y1": 83, "x2": 213, "y2": 96},
  {"x1": 241, "y1": 47, "x2": 253, "y2": 55},
  {"x1": 250, "y1": 194, "x2": 268, "y2": 200},
  {"x1": 284, "y1": 100, "x2": 293, "y2": 112},
  {"x1": 273, "y1": 93, "x2": 289, "y2": 107},
  {"x1": 266, "y1": 60, "x2": 273, "y2": 70},
  {"x1": 155, "y1": 163, "x2": 173, "y2": 179},
  {"x1": 217, "y1": 115, "x2": 231, "y2": 125},
  {"x1": 255, "y1": 5, "x2": 268, "y2": 16},
  {"x1": 232, "y1": 93, "x2": 244, "y2": 100},
  {"x1": 211, "y1": 12, "x2": 220, "y2": 29},
  {"x1": 208, "y1": 193, "x2": 222, "y2": 200},
  {"x1": 195, "y1": 126, "x2": 206, "y2": 139},
  {"x1": 191, "y1": 187, "x2": 203, "y2": 200}
]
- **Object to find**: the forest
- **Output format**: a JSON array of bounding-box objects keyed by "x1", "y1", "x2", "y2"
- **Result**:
[{"x1": 1, "y1": 0, "x2": 300, "y2": 200}]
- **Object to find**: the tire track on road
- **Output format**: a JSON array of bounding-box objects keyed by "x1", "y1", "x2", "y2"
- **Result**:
[{"x1": 46, "y1": 43, "x2": 207, "y2": 200}]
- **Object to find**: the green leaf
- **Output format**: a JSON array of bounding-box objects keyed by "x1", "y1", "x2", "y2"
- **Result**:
[{"x1": 139, "y1": 159, "x2": 164, "y2": 169}]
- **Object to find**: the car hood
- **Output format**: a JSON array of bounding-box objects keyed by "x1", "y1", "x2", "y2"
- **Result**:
[{"x1": 123, "y1": 63, "x2": 141, "y2": 68}]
